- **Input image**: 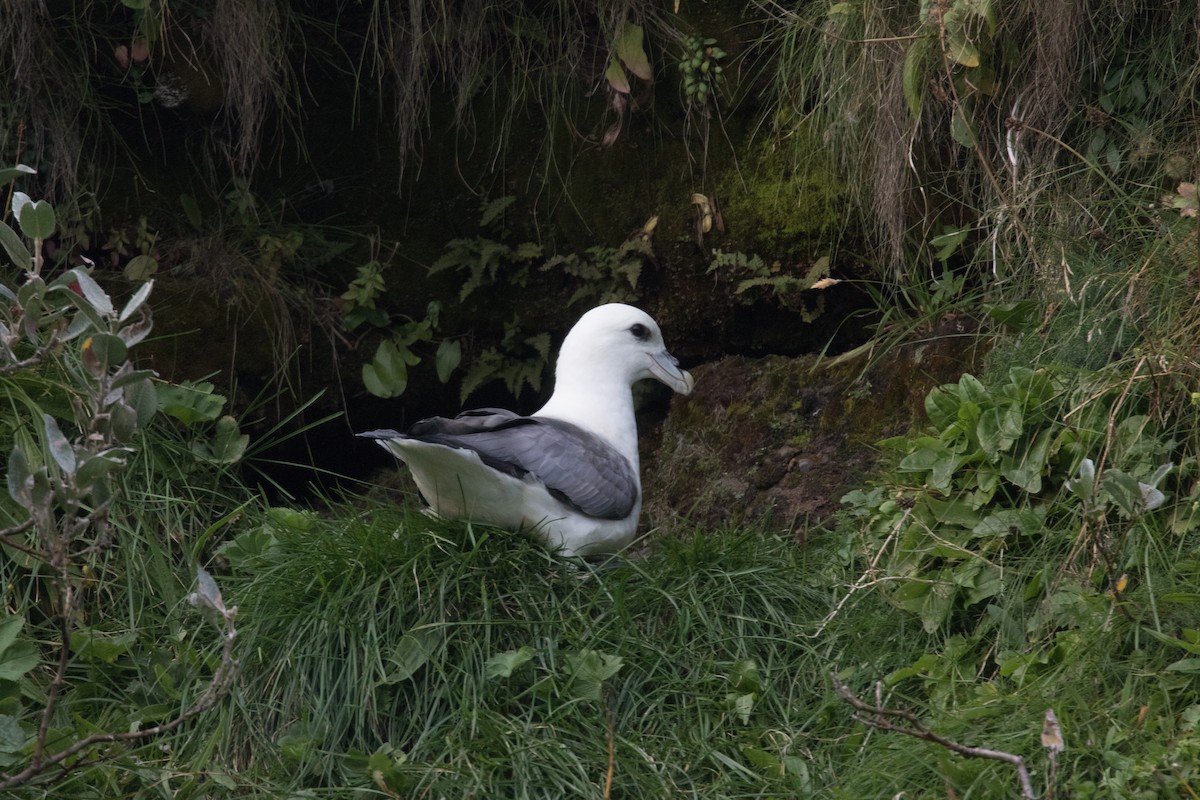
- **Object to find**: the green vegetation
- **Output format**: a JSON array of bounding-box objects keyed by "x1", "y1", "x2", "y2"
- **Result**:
[
  {"x1": 0, "y1": 171, "x2": 246, "y2": 793},
  {"x1": 3, "y1": 0, "x2": 1200, "y2": 796}
]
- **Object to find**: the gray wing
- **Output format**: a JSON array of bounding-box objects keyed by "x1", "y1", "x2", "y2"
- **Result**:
[{"x1": 362, "y1": 409, "x2": 638, "y2": 520}]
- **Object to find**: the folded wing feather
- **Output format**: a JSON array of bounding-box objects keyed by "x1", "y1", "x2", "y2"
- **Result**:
[{"x1": 361, "y1": 410, "x2": 638, "y2": 520}]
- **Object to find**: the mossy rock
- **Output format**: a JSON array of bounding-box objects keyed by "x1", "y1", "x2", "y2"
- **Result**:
[
  {"x1": 642, "y1": 316, "x2": 987, "y2": 541},
  {"x1": 713, "y1": 132, "x2": 850, "y2": 260}
]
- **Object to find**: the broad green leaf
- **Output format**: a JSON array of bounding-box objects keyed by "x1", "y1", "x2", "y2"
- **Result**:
[
  {"x1": 16, "y1": 196, "x2": 56, "y2": 240},
  {"x1": 71, "y1": 628, "x2": 137, "y2": 664},
  {"x1": 192, "y1": 416, "x2": 249, "y2": 464},
  {"x1": 435, "y1": 339, "x2": 461, "y2": 383},
  {"x1": 123, "y1": 254, "x2": 158, "y2": 281},
  {"x1": 43, "y1": 414, "x2": 76, "y2": 476},
  {"x1": 564, "y1": 649, "x2": 623, "y2": 702},
  {"x1": 726, "y1": 692, "x2": 755, "y2": 724},
  {"x1": 614, "y1": 22, "x2": 652, "y2": 81},
  {"x1": 958, "y1": 374, "x2": 988, "y2": 407},
  {"x1": 937, "y1": 419, "x2": 970, "y2": 456},
  {"x1": 729, "y1": 659, "x2": 761, "y2": 694},
  {"x1": 919, "y1": 578, "x2": 957, "y2": 633},
  {"x1": 383, "y1": 627, "x2": 442, "y2": 684},
  {"x1": 485, "y1": 646, "x2": 537, "y2": 679},
  {"x1": 6, "y1": 448, "x2": 32, "y2": 509},
  {"x1": 363, "y1": 339, "x2": 409, "y2": 398},
  {"x1": 605, "y1": 58, "x2": 631, "y2": 94},
  {"x1": 0, "y1": 221, "x2": 30, "y2": 270},
  {"x1": 157, "y1": 381, "x2": 227, "y2": 424},
  {"x1": 0, "y1": 616, "x2": 23, "y2": 654},
  {"x1": 124, "y1": 377, "x2": 158, "y2": 426},
  {"x1": 977, "y1": 405, "x2": 1023, "y2": 460},
  {"x1": 898, "y1": 437, "x2": 950, "y2": 471},
  {"x1": 1000, "y1": 429, "x2": 1052, "y2": 493},
  {"x1": 973, "y1": 507, "x2": 1045, "y2": 538},
  {"x1": 1100, "y1": 468, "x2": 1143, "y2": 516},
  {"x1": 72, "y1": 270, "x2": 115, "y2": 317},
  {"x1": 984, "y1": 301, "x2": 1038, "y2": 333},
  {"x1": 180, "y1": 193, "x2": 202, "y2": 229},
  {"x1": 265, "y1": 506, "x2": 316, "y2": 532},
  {"x1": 925, "y1": 385, "x2": 962, "y2": 429},
  {"x1": 119, "y1": 279, "x2": 155, "y2": 323},
  {"x1": 0, "y1": 639, "x2": 38, "y2": 681},
  {"x1": 1105, "y1": 142, "x2": 1122, "y2": 173},
  {"x1": 1006, "y1": 366, "x2": 1053, "y2": 404},
  {"x1": 964, "y1": 562, "x2": 1003, "y2": 604},
  {"x1": 215, "y1": 526, "x2": 278, "y2": 567},
  {"x1": 929, "y1": 452, "x2": 964, "y2": 492},
  {"x1": 74, "y1": 449, "x2": 130, "y2": 494},
  {"x1": 891, "y1": 578, "x2": 956, "y2": 633},
  {"x1": 948, "y1": 39, "x2": 980, "y2": 69},
  {"x1": 0, "y1": 715, "x2": 26, "y2": 756},
  {"x1": 924, "y1": 496, "x2": 981, "y2": 527},
  {"x1": 951, "y1": 105, "x2": 975, "y2": 147},
  {"x1": 0, "y1": 164, "x2": 36, "y2": 185}
]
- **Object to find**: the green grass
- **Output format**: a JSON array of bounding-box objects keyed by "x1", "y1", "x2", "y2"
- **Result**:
[
  {"x1": 203, "y1": 508, "x2": 886, "y2": 797},
  {"x1": 8, "y1": 414, "x2": 1200, "y2": 798},
  {"x1": 122, "y1": 483, "x2": 1193, "y2": 800}
]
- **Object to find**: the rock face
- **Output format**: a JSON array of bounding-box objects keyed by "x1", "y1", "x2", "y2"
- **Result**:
[{"x1": 642, "y1": 317, "x2": 984, "y2": 541}]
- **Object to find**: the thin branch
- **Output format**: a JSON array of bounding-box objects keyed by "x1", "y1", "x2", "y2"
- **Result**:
[
  {"x1": 0, "y1": 517, "x2": 45, "y2": 559},
  {"x1": 31, "y1": 573, "x2": 74, "y2": 773},
  {"x1": 604, "y1": 706, "x2": 616, "y2": 800},
  {"x1": 0, "y1": 343, "x2": 56, "y2": 375},
  {"x1": 0, "y1": 611, "x2": 238, "y2": 790},
  {"x1": 831, "y1": 672, "x2": 1036, "y2": 800},
  {"x1": 811, "y1": 506, "x2": 912, "y2": 637}
]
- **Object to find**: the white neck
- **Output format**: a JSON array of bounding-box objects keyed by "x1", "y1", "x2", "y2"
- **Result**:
[{"x1": 534, "y1": 368, "x2": 640, "y2": 473}]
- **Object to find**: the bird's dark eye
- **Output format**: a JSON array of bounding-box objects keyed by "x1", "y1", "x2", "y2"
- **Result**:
[{"x1": 630, "y1": 323, "x2": 650, "y2": 341}]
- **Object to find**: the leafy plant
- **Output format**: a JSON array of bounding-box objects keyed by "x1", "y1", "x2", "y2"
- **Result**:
[
  {"x1": 428, "y1": 196, "x2": 539, "y2": 302},
  {"x1": 365, "y1": 196, "x2": 656, "y2": 403},
  {"x1": 709, "y1": 248, "x2": 835, "y2": 321},
  {"x1": 678, "y1": 33, "x2": 726, "y2": 111},
  {"x1": 841, "y1": 365, "x2": 1176, "y2": 634},
  {"x1": 604, "y1": 20, "x2": 653, "y2": 96},
  {"x1": 540, "y1": 220, "x2": 653, "y2": 307},
  {"x1": 0, "y1": 169, "x2": 240, "y2": 790},
  {"x1": 456, "y1": 316, "x2": 551, "y2": 404}
]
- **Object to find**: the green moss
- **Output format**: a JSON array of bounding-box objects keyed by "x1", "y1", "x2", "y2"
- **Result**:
[{"x1": 714, "y1": 130, "x2": 849, "y2": 258}]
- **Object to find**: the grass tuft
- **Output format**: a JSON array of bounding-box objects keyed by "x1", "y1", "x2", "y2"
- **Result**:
[{"x1": 195, "y1": 504, "x2": 926, "y2": 796}]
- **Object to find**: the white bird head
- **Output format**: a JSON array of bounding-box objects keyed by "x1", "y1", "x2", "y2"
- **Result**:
[{"x1": 554, "y1": 303, "x2": 694, "y2": 396}]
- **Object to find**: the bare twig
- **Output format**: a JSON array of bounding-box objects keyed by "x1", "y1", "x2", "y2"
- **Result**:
[
  {"x1": 604, "y1": 706, "x2": 616, "y2": 799},
  {"x1": 831, "y1": 672, "x2": 1036, "y2": 800},
  {"x1": 0, "y1": 344, "x2": 53, "y2": 375},
  {"x1": 811, "y1": 506, "x2": 912, "y2": 637}
]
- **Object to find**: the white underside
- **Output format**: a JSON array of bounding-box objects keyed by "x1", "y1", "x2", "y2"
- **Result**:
[{"x1": 380, "y1": 438, "x2": 641, "y2": 557}]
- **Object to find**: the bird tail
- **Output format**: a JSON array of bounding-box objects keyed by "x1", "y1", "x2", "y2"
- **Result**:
[{"x1": 357, "y1": 429, "x2": 404, "y2": 440}]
